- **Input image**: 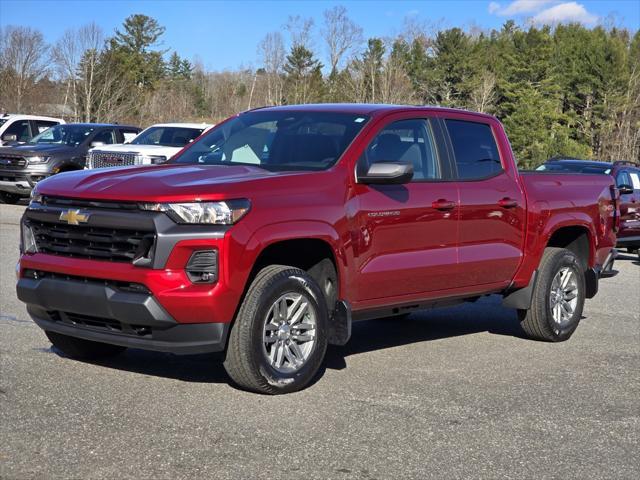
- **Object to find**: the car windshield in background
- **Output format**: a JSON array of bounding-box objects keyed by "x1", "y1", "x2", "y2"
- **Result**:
[
  {"x1": 172, "y1": 111, "x2": 370, "y2": 171},
  {"x1": 536, "y1": 162, "x2": 611, "y2": 175},
  {"x1": 0, "y1": 119, "x2": 7, "y2": 127},
  {"x1": 131, "y1": 126, "x2": 204, "y2": 147},
  {"x1": 29, "y1": 125, "x2": 95, "y2": 146}
]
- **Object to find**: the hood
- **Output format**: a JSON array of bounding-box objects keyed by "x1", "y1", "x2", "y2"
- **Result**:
[
  {"x1": 35, "y1": 163, "x2": 302, "y2": 202},
  {"x1": 91, "y1": 144, "x2": 181, "y2": 157},
  {"x1": 3, "y1": 143, "x2": 77, "y2": 156}
]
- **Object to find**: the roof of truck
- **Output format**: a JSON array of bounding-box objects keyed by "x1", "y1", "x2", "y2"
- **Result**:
[{"x1": 247, "y1": 103, "x2": 497, "y2": 120}]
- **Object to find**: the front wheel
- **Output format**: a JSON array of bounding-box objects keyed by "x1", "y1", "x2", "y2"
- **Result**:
[
  {"x1": 223, "y1": 265, "x2": 329, "y2": 394},
  {"x1": 518, "y1": 247, "x2": 586, "y2": 342}
]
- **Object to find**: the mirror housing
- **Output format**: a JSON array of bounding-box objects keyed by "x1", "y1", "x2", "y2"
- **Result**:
[
  {"x1": 618, "y1": 184, "x2": 634, "y2": 195},
  {"x1": 358, "y1": 162, "x2": 414, "y2": 185},
  {"x1": 2, "y1": 133, "x2": 17, "y2": 142},
  {"x1": 90, "y1": 141, "x2": 105, "y2": 148}
]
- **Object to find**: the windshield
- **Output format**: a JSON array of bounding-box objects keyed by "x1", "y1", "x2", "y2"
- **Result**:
[
  {"x1": 0, "y1": 119, "x2": 7, "y2": 128},
  {"x1": 172, "y1": 111, "x2": 370, "y2": 171},
  {"x1": 29, "y1": 124, "x2": 95, "y2": 146},
  {"x1": 536, "y1": 162, "x2": 611, "y2": 175},
  {"x1": 131, "y1": 126, "x2": 204, "y2": 147}
]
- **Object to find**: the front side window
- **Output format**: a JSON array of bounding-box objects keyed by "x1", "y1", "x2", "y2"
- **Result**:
[
  {"x1": 5, "y1": 120, "x2": 31, "y2": 142},
  {"x1": 173, "y1": 111, "x2": 369, "y2": 171},
  {"x1": 358, "y1": 118, "x2": 442, "y2": 180},
  {"x1": 616, "y1": 171, "x2": 633, "y2": 188},
  {"x1": 131, "y1": 127, "x2": 204, "y2": 147},
  {"x1": 29, "y1": 124, "x2": 95, "y2": 146},
  {"x1": 446, "y1": 119, "x2": 502, "y2": 180}
]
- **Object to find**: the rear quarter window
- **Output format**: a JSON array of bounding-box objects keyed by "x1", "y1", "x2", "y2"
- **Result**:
[{"x1": 445, "y1": 119, "x2": 502, "y2": 180}]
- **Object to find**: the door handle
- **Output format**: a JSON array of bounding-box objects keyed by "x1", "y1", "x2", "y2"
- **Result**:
[
  {"x1": 498, "y1": 197, "x2": 518, "y2": 209},
  {"x1": 432, "y1": 199, "x2": 456, "y2": 211}
]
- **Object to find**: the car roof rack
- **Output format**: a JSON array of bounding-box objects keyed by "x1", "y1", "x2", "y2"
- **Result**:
[{"x1": 612, "y1": 160, "x2": 640, "y2": 167}]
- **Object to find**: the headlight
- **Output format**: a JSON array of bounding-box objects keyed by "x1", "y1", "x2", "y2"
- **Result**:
[
  {"x1": 29, "y1": 188, "x2": 42, "y2": 205},
  {"x1": 26, "y1": 156, "x2": 50, "y2": 164},
  {"x1": 21, "y1": 222, "x2": 38, "y2": 254},
  {"x1": 136, "y1": 154, "x2": 167, "y2": 165},
  {"x1": 140, "y1": 199, "x2": 250, "y2": 224}
]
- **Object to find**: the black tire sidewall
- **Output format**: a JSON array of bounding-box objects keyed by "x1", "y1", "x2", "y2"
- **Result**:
[
  {"x1": 542, "y1": 251, "x2": 585, "y2": 341},
  {"x1": 248, "y1": 272, "x2": 328, "y2": 392}
]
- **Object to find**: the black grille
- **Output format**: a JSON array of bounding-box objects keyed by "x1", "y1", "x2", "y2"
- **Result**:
[
  {"x1": 0, "y1": 153, "x2": 26, "y2": 169},
  {"x1": 47, "y1": 311, "x2": 152, "y2": 336},
  {"x1": 40, "y1": 196, "x2": 139, "y2": 210},
  {"x1": 28, "y1": 219, "x2": 154, "y2": 262},
  {"x1": 23, "y1": 269, "x2": 151, "y2": 294}
]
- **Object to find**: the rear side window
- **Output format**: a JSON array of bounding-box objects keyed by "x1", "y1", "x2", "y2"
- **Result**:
[
  {"x1": 92, "y1": 129, "x2": 116, "y2": 145},
  {"x1": 35, "y1": 120, "x2": 59, "y2": 133},
  {"x1": 445, "y1": 119, "x2": 502, "y2": 180},
  {"x1": 119, "y1": 128, "x2": 140, "y2": 143}
]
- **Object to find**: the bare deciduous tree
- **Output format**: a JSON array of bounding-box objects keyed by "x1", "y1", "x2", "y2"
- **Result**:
[
  {"x1": 258, "y1": 32, "x2": 285, "y2": 105},
  {"x1": 469, "y1": 70, "x2": 496, "y2": 113},
  {"x1": 285, "y1": 15, "x2": 314, "y2": 50},
  {"x1": 321, "y1": 6, "x2": 362, "y2": 74},
  {"x1": 0, "y1": 26, "x2": 49, "y2": 112}
]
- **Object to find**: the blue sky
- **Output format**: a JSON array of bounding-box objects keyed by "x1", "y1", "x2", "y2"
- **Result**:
[{"x1": 1, "y1": 0, "x2": 638, "y2": 70}]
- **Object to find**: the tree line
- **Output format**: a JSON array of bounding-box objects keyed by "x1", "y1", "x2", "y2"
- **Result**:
[{"x1": 0, "y1": 8, "x2": 638, "y2": 167}]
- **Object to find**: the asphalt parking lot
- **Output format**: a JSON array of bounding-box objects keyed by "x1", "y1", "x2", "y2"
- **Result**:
[{"x1": 1, "y1": 202, "x2": 638, "y2": 479}]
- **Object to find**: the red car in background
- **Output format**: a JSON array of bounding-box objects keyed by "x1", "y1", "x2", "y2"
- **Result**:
[{"x1": 537, "y1": 159, "x2": 640, "y2": 258}]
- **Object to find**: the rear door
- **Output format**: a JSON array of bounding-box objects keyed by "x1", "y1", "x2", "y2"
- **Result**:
[
  {"x1": 616, "y1": 169, "x2": 640, "y2": 242},
  {"x1": 352, "y1": 114, "x2": 460, "y2": 301},
  {"x1": 442, "y1": 117, "x2": 526, "y2": 287}
]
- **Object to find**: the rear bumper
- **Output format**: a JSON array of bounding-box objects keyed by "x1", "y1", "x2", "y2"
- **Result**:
[{"x1": 18, "y1": 276, "x2": 229, "y2": 354}]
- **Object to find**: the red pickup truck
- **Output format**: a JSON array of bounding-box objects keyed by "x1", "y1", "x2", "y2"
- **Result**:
[{"x1": 17, "y1": 104, "x2": 618, "y2": 394}]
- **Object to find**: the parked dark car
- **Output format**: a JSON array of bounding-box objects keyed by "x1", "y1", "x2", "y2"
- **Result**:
[
  {"x1": 0, "y1": 123, "x2": 140, "y2": 204},
  {"x1": 537, "y1": 158, "x2": 640, "y2": 257}
]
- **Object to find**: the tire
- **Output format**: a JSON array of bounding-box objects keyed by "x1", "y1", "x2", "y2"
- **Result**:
[
  {"x1": 223, "y1": 265, "x2": 329, "y2": 394},
  {"x1": 518, "y1": 247, "x2": 586, "y2": 342},
  {"x1": 46, "y1": 331, "x2": 126, "y2": 359},
  {"x1": 0, "y1": 192, "x2": 22, "y2": 204}
]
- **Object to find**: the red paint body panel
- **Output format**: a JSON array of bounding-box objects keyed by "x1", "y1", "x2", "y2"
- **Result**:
[{"x1": 19, "y1": 105, "x2": 618, "y2": 325}]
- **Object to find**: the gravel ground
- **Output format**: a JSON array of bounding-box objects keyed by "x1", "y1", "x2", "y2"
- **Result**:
[{"x1": 1, "y1": 202, "x2": 638, "y2": 479}]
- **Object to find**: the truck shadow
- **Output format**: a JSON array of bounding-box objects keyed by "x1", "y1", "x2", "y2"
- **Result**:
[
  {"x1": 325, "y1": 296, "x2": 523, "y2": 370},
  {"x1": 44, "y1": 296, "x2": 528, "y2": 384}
]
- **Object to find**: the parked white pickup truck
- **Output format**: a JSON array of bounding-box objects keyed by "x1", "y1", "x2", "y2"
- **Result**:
[
  {"x1": 86, "y1": 123, "x2": 213, "y2": 168},
  {"x1": 0, "y1": 114, "x2": 66, "y2": 146}
]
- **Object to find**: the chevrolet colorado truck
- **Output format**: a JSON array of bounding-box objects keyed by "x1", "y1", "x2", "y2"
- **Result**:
[{"x1": 17, "y1": 104, "x2": 619, "y2": 394}]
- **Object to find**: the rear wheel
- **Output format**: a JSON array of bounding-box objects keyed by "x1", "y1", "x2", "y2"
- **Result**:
[
  {"x1": 0, "y1": 192, "x2": 22, "y2": 204},
  {"x1": 46, "y1": 331, "x2": 126, "y2": 359},
  {"x1": 223, "y1": 265, "x2": 328, "y2": 394},
  {"x1": 518, "y1": 247, "x2": 585, "y2": 342}
]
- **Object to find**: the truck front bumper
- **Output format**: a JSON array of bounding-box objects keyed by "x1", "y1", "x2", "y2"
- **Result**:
[
  {"x1": 0, "y1": 169, "x2": 49, "y2": 194},
  {"x1": 17, "y1": 275, "x2": 229, "y2": 354}
]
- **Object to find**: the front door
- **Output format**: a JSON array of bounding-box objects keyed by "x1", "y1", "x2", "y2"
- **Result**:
[{"x1": 352, "y1": 116, "x2": 460, "y2": 302}]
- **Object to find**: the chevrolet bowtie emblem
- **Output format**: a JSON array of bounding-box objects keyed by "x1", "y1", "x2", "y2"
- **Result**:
[{"x1": 59, "y1": 209, "x2": 90, "y2": 225}]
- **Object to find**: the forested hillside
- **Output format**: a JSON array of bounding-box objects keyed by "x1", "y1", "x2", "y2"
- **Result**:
[{"x1": 1, "y1": 9, "x2": 638, "y2": 167}]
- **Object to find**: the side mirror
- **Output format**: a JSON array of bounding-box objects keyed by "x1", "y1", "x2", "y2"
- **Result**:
[
  {"x1": 618, "y1": 184, "x2": 634, "y2": 195},
  {"x1": 2, "y1": 133, "x2": 17, "y2": 142},
  {"x1": 90, "y1": 141, "x2": 105, "y2": 148},
  {"x1": 358, "y1": 162, "x2": 414, "y2": 185}
]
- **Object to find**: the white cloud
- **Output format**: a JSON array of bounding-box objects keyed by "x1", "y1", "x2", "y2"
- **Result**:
[
  {"x1": 531, "y1": 2, "x2": 599, "y2": 25},
  {"x1": 488, "y1": 1, "x2": 599, "y2": 25},
  {"x1": 489, "y1": 0, "x2": 556, "y2": 16}
]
